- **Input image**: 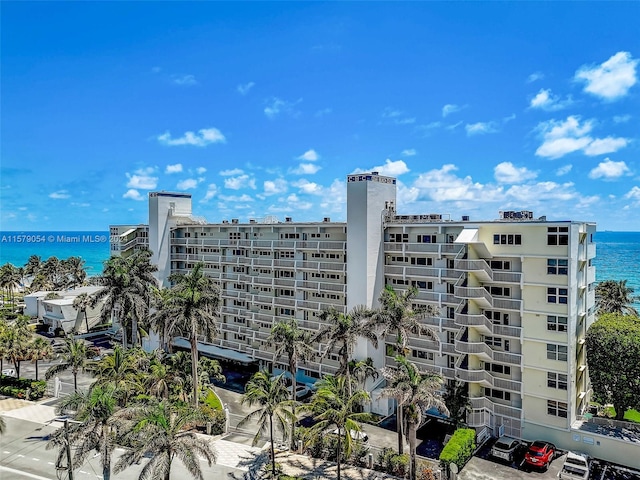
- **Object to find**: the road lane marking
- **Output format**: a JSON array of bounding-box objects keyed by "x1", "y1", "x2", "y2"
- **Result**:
[
  {"x1": 32, "y1": 458, "x2": 40, "y2": 461},
  {"x1": 0, "y1": 465, "x2": 54, "y2": 480}
]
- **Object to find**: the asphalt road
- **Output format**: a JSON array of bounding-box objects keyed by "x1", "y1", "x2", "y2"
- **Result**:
[{"x1": 0, "y1": 416, "x2": 247, "y2": 480}]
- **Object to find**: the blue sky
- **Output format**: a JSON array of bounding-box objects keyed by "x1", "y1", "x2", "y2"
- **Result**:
[{"x1": 2, "y1": 2, "x2": 639, "y2": 231}]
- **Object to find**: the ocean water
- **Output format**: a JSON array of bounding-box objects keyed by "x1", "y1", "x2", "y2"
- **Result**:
[
  {"x1": 0, "y1": 231, "x2": 639, "y2": 304},
  {"x1": 0, "y1": 231, "x2": 111, "y2": 276}
]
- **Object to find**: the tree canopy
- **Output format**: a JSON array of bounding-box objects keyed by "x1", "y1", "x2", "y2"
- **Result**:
[{"x1": 586, "y1": 312, "x2": 640, "y2": 420}]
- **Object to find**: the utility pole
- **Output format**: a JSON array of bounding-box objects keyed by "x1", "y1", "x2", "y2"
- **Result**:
[{"x1": 64, "y1": 419, "x2": 74, "y2": 480}]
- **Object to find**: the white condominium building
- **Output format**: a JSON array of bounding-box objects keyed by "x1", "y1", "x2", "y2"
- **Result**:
[{"x1": 111, "y1": 172, "x2": 596, "y2": 448}]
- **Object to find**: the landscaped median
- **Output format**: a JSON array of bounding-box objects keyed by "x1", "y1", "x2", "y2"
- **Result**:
[
  {"x1": 0, "y1": 374, "x2": 46, "y2": 400},
  {"x1": 439, "y1": 428, "x2": 476, "y2": 476}
]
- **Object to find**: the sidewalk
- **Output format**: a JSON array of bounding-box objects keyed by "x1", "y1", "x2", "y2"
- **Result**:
[{"x1": 275, "y1": 451, "x2": 399, "y2": 480}]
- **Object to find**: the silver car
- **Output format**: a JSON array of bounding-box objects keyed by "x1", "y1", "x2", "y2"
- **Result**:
[{"x1": 490, "y1": 436, "x2": 521, "y2": 462}]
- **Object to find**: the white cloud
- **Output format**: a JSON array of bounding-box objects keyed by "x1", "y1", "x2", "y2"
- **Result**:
[
  {"x1": 157, "y1": 127, "x2": 226, "y2": 147},
  {"x1": 535, "y1": 116, "x2": 630, "y2": 159},
  {"x1": 292, "y1": 163, "x2": 322, "y2": 175},
  {"x1": 196, "y1": 167, "x2": 207, "y2": 174},
  {"x1": 165, "y1": 164, "x2": 183, "y2": 174},
  {"x1": 200, "y1": 184, "x2": 218, "y2": 203},
  {"x1": 171, "y1": 74, "x2": 197, "y2": 86},
  {"x1": 224, "y1": 175, "x2": 256, "y2": 190},
  {"x1": 126, "y1": 168, "x2": 158, "y2": 189},
  {"x1": 527, "y1": 71, "x2": 545, "y2": 83},
  {"x1": 465, "y1": 122, "x2": 498, "y2": 136},
  {"x1": 575, "y1": 51, "x2": 638, "y2": 100},
  {"x1": 123, "y1": 189, "x2": 144, "y2": 201},
  {"x1": 442, "y1": 104, "x2": 465, "y2": 117},
  {"x1": 218, "y1": 193, "x2": 254, "y2": 202},
  {"x1": 381, "y1": 107, "x2": 415, "y2": 125},
  {"x1": 583, "y1": 137, "x2": 629, "y2": 156},
  {"x1": 556, "y1": 164, "x2": 573, "y2": 176},
  {"x1": 494, "y1": 162, "x2": 537, "y2": 184},
  {"x1": 49, "y1": 190, "x2": 70, "y2": 199},
  {"x1": 220, "y1": 168, "x2": 244, "y2": 176},
  {"x1": 353, "y1": 159, "x2": 410, "y2": 177},
  {"x1": 505, "y1": 181, "x2": 577, "y2": 202},
  {"x1": 297, "y1": 149, "x2": 319, "y2": 161},
  {"x1": 413, "y1": 164, "x2": 502, "y2": 202},
  {"x1": 529, "y1": 88, "x2": 573, "y2": 111},
  {"x1": 264, "y1": 97, "x2": 301, "y2": 119},
  {"x1": 625, "y1": 186, "x2": 640, "y2": 202},
  {"x1": 177, "y1": 178, "x2": 201, "y2": 190},
  {"x1": 589, "y1": 159, "x2": 631, "y2": 180},
  {"x1": 402, "y1": 149, "x2": 417, "y2": 157},
  {"x1": 613, "y1": 114, "x2": 631, "y2": 123},
  {"x1": 264, "y1": 178, "x2": 288, "y2": 195},
  {"x1": 237, "y1": 82, "x2": 255, "y2": 95},
  {"x1": 292, "y1": 179, "x2": 323, "y2": 195}
]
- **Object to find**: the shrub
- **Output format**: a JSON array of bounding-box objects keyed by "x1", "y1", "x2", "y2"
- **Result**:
[
  {"x1": 0, "y1": 375, "x2": 46, "y2": 400},
  {"x1": 439, "y1": 428, "x2": 476, "y2": 472},
  {"x1": 198, "y1": 406, "x2": 226, "y2": 435},
  {"x1": 376, "y1": 447, "x2": 409, "y2": 478}
]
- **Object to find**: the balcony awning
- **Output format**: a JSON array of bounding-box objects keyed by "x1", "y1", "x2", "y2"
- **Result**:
[
  {"x1": 454, "y1": 228, "x2": 479, "y2": 243},
  {"x1": 172, "y1": 337, "x2": 256, "y2": 364}
]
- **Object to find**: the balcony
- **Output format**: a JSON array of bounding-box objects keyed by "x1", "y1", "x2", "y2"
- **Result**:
[
  {"x1": 454, "y1": 286, "x2": 492, "y2": 308},
  {"x1": 493, "y1": 271, "x2": 522, "y2": 284},
  {"x1": 471, "y1": 397, "x2": 522, "y2": 419},
  {"x1": 454, "y1": 310, "x2": 492, "y2": 335},
  {"x1": 455, "y1": 259, "x2": 493, "y2": 282}
]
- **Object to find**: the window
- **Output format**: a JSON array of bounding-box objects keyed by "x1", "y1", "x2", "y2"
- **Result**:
[
  {"x1": 485, "y1": 363, "x2": 511, "y2": 375},
  {"x1": 490, "y1": 260, "x2": 511, "y2": 270},
  {"x1": 484, "y1": 336, "x2": 502, "y2": 348},
  {"x1": 547, "y1": 344, "x2": 568, "y2": 361},
  {"x1": 417, "y1": 234, "x2": 437, "y2": 243},
  {"x1": 279, "y1": 289, "x2": 294, "y2": 297},
  {"x1": 493, "y1": 234, "x2": 522, "y2": 245},
  {"x1": 547, "y1": 287, "x2": 568, "y2": 304},
  {"x1": 410, "y1": 257, "x2": 432, "y2": 266},
  {"x1": 547, "y1": 258, "x2": 569, "y2": 275},
  {"x1": 547, "y1": 372, "x2": 568, "y2": 390},
  {"x1": 485, "y1": 310, "x2": 509, "y2": 325},
  {"x1": 411, "y1": 280, "x2": 432, "y2": 290},
  {"x1": 547, "y1": 226, "x2": 569, "y2": 246},
  {"x1": 484, "y1": 388, "x2": 511, "y2": 401},
  {"x1": 547, "y1": 400, "x2": 568, "y2": 418},
  {"x1": 547, "y1": 315, "x2": 568, "y2": 332},
  {"x1": 488, "y1": 286, "x2": 511, "y2": 297},
  {"x1": 412, "y1": 350, "x2": 434, "y2": 361},
  {"x1": 390, "y1": 233, "x2": 408, "y2": 243}
]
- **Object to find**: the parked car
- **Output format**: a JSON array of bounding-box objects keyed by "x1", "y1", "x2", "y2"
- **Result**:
[
  {"x1": 2, "y1": 368, "x2": 16, "y2": 377},
  {"x1": 287, "y1": 384, "x2": 311, "y2": 399},
  {"x1": 330, "y1": 428, "x2": 369, "y2": 442},
  {"x1": 524, "y1": 440, "x2": 556, "y2": 470},
  {"x1": 558, "y1": 452, "x2": 590, "y2": 480},
  {"x1": 490, "y1": 436, "x2": 521, "y2": 462}
]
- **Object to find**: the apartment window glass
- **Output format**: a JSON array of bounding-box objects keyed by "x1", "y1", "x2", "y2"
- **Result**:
[
  {"x1": 547, "y1": 226, "x2": 569, "y2": 246},
  {"x1": 547, "y1": 258, "x2": 569, "y2": 275},
  {"x1": 493, "y1": 234, "x2": 522, "y2": 245},
  {"x1": 489, "y1": 286, "x2": 511, "y2": 297},
  {"x1": 547, "y1": 287, "x2": 568, "y2": 304},
  {"x1": 484, "y1": 336, "x2": 502, "y2": 348},
  {"x1": 547, "y1": 400, "x2": 568, "y2": 418},
  {"x1": 412, "y1": 350, "x2": 434, "y2": 361},
  {"x1": 490, "y1": 260, "x2": 511, "y2": 270},
  {"x1": 547, "y1": 344, "x2": 568, "y2": 361},
  {"x1": 547, "y1": 372, "x2": 568, "y2": 390},
  {"x1": 484, "y1": 388, "x2": 511, "y2": 401},
  {"x1": 417, "y1": 234, "x2": 437, "y2": 243},
  {"x1": 547, "y1": 315, "x2": 568, "y2": 332}
]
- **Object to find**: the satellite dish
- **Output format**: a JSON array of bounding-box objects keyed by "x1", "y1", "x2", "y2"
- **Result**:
[{"x1": 450, "y1": 463, "x2": 459, "y2": 474}]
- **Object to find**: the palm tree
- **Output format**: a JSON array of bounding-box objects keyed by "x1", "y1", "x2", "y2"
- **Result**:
[
  {"x1": 238, "y1": 371, "x2": 295, "y2": 478},
  {"x1": 27, "y1": 336, "x2": 54, "y2": 381},
  {"x1": 316, "y1": 305, "x2": 378, "y2": 395},
  {"x1": 165, "y1": 262, "x2": 221, "y2": 407},
  {"x1": 596, "y1": 279, "x2": 639, "y2": 316},
  {"x1": 149, "y1": 286, "x2": 175, "y2": 353},
  {"x1": 45, "y1": 336, "x2": 91, "y2": 392},
  {"x1": 93, "y1": 250, "x2": 157, "y2": 348},
  {"x1": 349, "y1": 357, "x2": 379, "y2": 389},
  {"x1": 24, "y1": 254, "x2": 43, "y2": 279},
  {"x1": 146, "y1": 355, "x2": 184, "y2": 400},
  {"x1": 90, "y1": 346, "x2": 143, "y2": 405},
  {"x1": 165, "y1": 351, "x2": 222, "y2": 404},
  {"x1": 73, "y1": 292, "x2": 94, "y2": 334},
  {"x1": 268, "y1": 318, "x2": 313, "y2": 449},
  {"x1": 367, "y1": 285, "x2": 439, "y2": 453},
  {"x1": 114, "y1": 401, "x2": 217, "y2": 480},
  {"x1": 381, "y1": 356, "x2": 447, "y2": 480},
  {"x1": 3, "y1": 316, "x2": 32, "y2": 377},
  {"x1": 0, "y1": 263, "x2": 22, "y2": 305},
  {"x1": 64, "y1": 256, "x2": 87, "y2": 289},
  {"x1": 303, "y1": 375, "x2": 373, "y2": 480},
  {"x1": 47, "y1": 384, "x2": 119, "y2": 480}
]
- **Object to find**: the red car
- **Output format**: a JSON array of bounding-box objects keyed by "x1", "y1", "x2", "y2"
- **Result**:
[{"x1": 524, "y1": 441, "x2": 556, "y2": 470}]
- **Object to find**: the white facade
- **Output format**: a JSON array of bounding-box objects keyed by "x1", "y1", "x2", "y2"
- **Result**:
[{"x1": 110, "y1": 173, "x2": 598, "y2": 453}]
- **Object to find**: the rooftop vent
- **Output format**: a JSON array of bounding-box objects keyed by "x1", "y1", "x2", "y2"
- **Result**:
[
  {"x1": 231, "y1": 219, "x2": 239, "y2": 224},
  {"x1": 323, "y1": 217, "x2": 331, "y2": 222},
  {"x1": 462, "y1": 215, "x2": 470, "y2": 221},
  {"x1": 372, "y1": 171, "x2": 379, "y2": 175},
  {"x1": 222, "y1": 220, "x2": 229, "y2": 224},
  {"x1": 249, "y1": 219, "x2": 256, "y2": 224},
  {"x1": 285, "y1": 217, "x2": 292, "y2": 222}
]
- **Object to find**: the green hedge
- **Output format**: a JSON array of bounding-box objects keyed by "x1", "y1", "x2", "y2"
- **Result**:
[
  {"x1": 0, "y1": 375, "x2": 47, "y2": 400},
  {"x1": 439, "y1": 428, "x2": 476, "y2": 472}
]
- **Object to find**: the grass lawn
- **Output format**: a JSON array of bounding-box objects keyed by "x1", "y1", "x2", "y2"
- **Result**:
[{"x1": 602, "y1": 406, "x2": 640, "y2": 423}]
